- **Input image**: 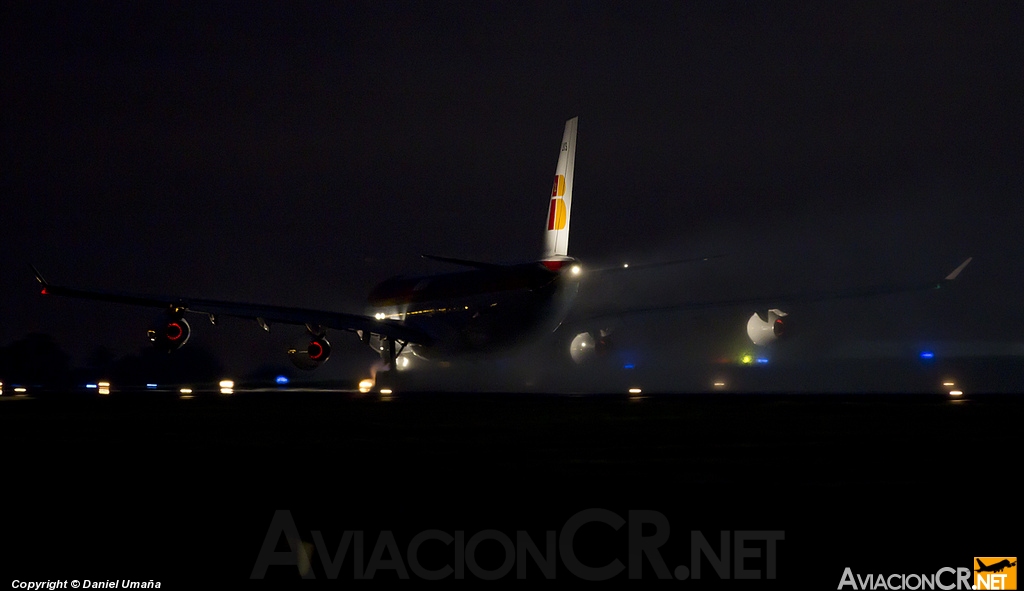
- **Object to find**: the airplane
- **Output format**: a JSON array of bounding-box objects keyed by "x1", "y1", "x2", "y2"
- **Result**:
[
  {"x1": 33, "y1": 117, "x2": 585, "y2": 374},
  {"x1": 32, "y1": 116, "x2": 973, "y2": 379},
  {"x1": 976, "y1": 559, "x2": 1016, "y2": 573}
]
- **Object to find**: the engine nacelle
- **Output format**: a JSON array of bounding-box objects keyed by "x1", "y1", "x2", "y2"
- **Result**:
[
  {"x1": 148, "y1": 316, "x2": 191, "y2": 351},
  {"x1": 288, "y1": 335, "x2": 332, "y2": 370},
  {"x1": 569, "y1": 330, "x2": 612, "y2": 364},
  {"x1": 746, "y1": 309, "x2": 789, "y2": 346}
]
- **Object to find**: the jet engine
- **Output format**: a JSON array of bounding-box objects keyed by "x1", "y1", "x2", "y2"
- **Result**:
[
  {"x1": 746, "y1": 309, "x2": 789, "y2": 346},
  {"x1": 148, "y1": 316, "x2": 191, "y2": 351},
  {"x1": 288, "y1": 335, "x2": 332, "y2": 370},
  {"x1": 569, "y1": 330, "x2": 612, "y2": 364}
]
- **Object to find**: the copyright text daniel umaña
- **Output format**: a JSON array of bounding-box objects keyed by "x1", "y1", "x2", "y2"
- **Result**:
[{"x1": 11, "y1": 581, "x2": 162, "y2": 590}]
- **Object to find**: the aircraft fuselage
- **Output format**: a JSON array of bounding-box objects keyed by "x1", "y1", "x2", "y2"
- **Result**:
[{"x1": 366, "y1": 261, "x2": 581, "y2": 359}]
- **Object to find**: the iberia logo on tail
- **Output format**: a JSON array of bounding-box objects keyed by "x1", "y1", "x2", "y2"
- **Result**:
[
  {"x1": 548, "y1": 175, "x2": 566, "y2": 230},
  {"x1": 974, "y1": 557, "x2": 1017, "y2": 590}
]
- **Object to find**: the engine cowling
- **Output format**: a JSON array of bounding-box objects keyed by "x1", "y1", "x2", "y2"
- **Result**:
[
  {"x1": 569, "y1": 330, "x2": 612, "y2": 364},
  {"x1": 288, "y1": 335, "x2": 332, "y2": 370},
  {"x1": 746, "y1": 309, "x2": 789, "y2": 346},
  {"x1": 148, "y1": 316, "x2": 191, "y2": 351}
]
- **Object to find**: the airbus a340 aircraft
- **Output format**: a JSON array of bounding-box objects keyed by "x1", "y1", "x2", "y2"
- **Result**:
[{"x1": 33, "y1": 117, "x2": 972, "y2": 377}]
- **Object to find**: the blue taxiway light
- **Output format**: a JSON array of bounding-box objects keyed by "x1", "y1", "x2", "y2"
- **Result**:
[
  {"x1": 756, "y1": 358, "x2": 769, "y2": 364},
  {"x1": 623, "y1": 364, "x2": 635, "y2": 370},
  {"x1": 275, "y1": 376, "x2": 289, "y2": 385},
  {"x1": 146, "y1": 384, "x2": 158, "y2": 389},
  {"x1": 920, "y1": 352, "x2": 935, "y2": 359}
]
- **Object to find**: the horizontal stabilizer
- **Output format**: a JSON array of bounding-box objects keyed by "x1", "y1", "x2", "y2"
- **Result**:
[
  {"x1": 589, "y1": 254, "x2": 727, "y2": 274},
  {"x1": 420, "y1": 254, "x2": 508, "y2": 270}
]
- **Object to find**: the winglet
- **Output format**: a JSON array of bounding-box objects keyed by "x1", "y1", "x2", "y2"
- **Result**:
[
  {"x1": 31, "y1": 265, "x2": 47, "y2": 285},
  {"x1": 944, "y1": 257, "x2": 972, "y2": 281},
  {"x1": 31, "y1": 266, "x2": 51, "y2": 294},
  {"x1": 31, "y1": 265, "x2": 51, "y2": 294}
]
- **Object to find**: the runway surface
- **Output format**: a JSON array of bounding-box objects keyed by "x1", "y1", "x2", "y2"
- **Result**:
[{"x1": 1, "y1": 389, "x2": 1019, "y2": 587}]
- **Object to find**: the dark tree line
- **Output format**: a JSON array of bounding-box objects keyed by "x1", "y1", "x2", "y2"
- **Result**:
[
  {"x1": 0, "y1": 333, "x2": 224, "y2": 390},
  {"x1": 0, "y1": 333, "x2": 71, "y2": 388}
]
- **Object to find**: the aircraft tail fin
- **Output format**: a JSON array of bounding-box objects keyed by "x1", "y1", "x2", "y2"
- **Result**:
[
  {"x1": 542, "y1": 117, "x2": 578, "y2": 261},
  {"x1": 977, "y1": 559, "x2": 988, "y2": 570}
]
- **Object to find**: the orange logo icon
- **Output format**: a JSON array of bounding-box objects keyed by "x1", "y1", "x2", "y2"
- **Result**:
[{"x1": 974, "y1": 557, "x2": 1017, "y2": 590}]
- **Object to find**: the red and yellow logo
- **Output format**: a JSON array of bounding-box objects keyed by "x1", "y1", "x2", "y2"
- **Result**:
[
  {"x1": 974, "y1": 557, "x2": 1017, "y2": 590},
  {"x1": 547, "y1": 198, "x2": 566, "y2": 230},
  {"x1": 551, "y1": 174, "x2": 565, "y2": 197},
  {"x1": 548, "y1": 174, "x2": 567, "y2": 230}
]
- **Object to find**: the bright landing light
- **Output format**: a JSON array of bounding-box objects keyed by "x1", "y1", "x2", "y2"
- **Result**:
[
  {"x1": 359, "y1": 379, "x2": 374, "y2": 393},
  {"x1": 949, "y1": 390, "x2": 963, "y2": 397},
  {"x1": 570, "y1": 264, "x2": 581, "y2": 276},
  {"x1": 219, "y1": 379, "x2": 234, "y2": 395},
  {"x1": 628, "y1": 388, "x2": 642, "y2": 394}
]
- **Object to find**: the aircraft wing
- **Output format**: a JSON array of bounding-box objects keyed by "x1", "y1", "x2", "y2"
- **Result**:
[
  {"x1": 32, "y1": 267, "x2": 433, "y2": 345},
  {"x1": 576, "y1": 258, "x2": 973, "y2": 324},
  {"x1": 584, "y1": 254, "x2": 728, "y2": 275}
]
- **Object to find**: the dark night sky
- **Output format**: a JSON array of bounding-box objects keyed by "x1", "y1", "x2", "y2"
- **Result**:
[{"x1": 3, "y1": 2, "x2": 1023, "y2": 387}]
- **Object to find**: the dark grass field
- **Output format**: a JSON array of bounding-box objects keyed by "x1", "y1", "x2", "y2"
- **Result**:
[{"x1": 1, "y1": 389, "x2": 1019, "y2": 587}]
